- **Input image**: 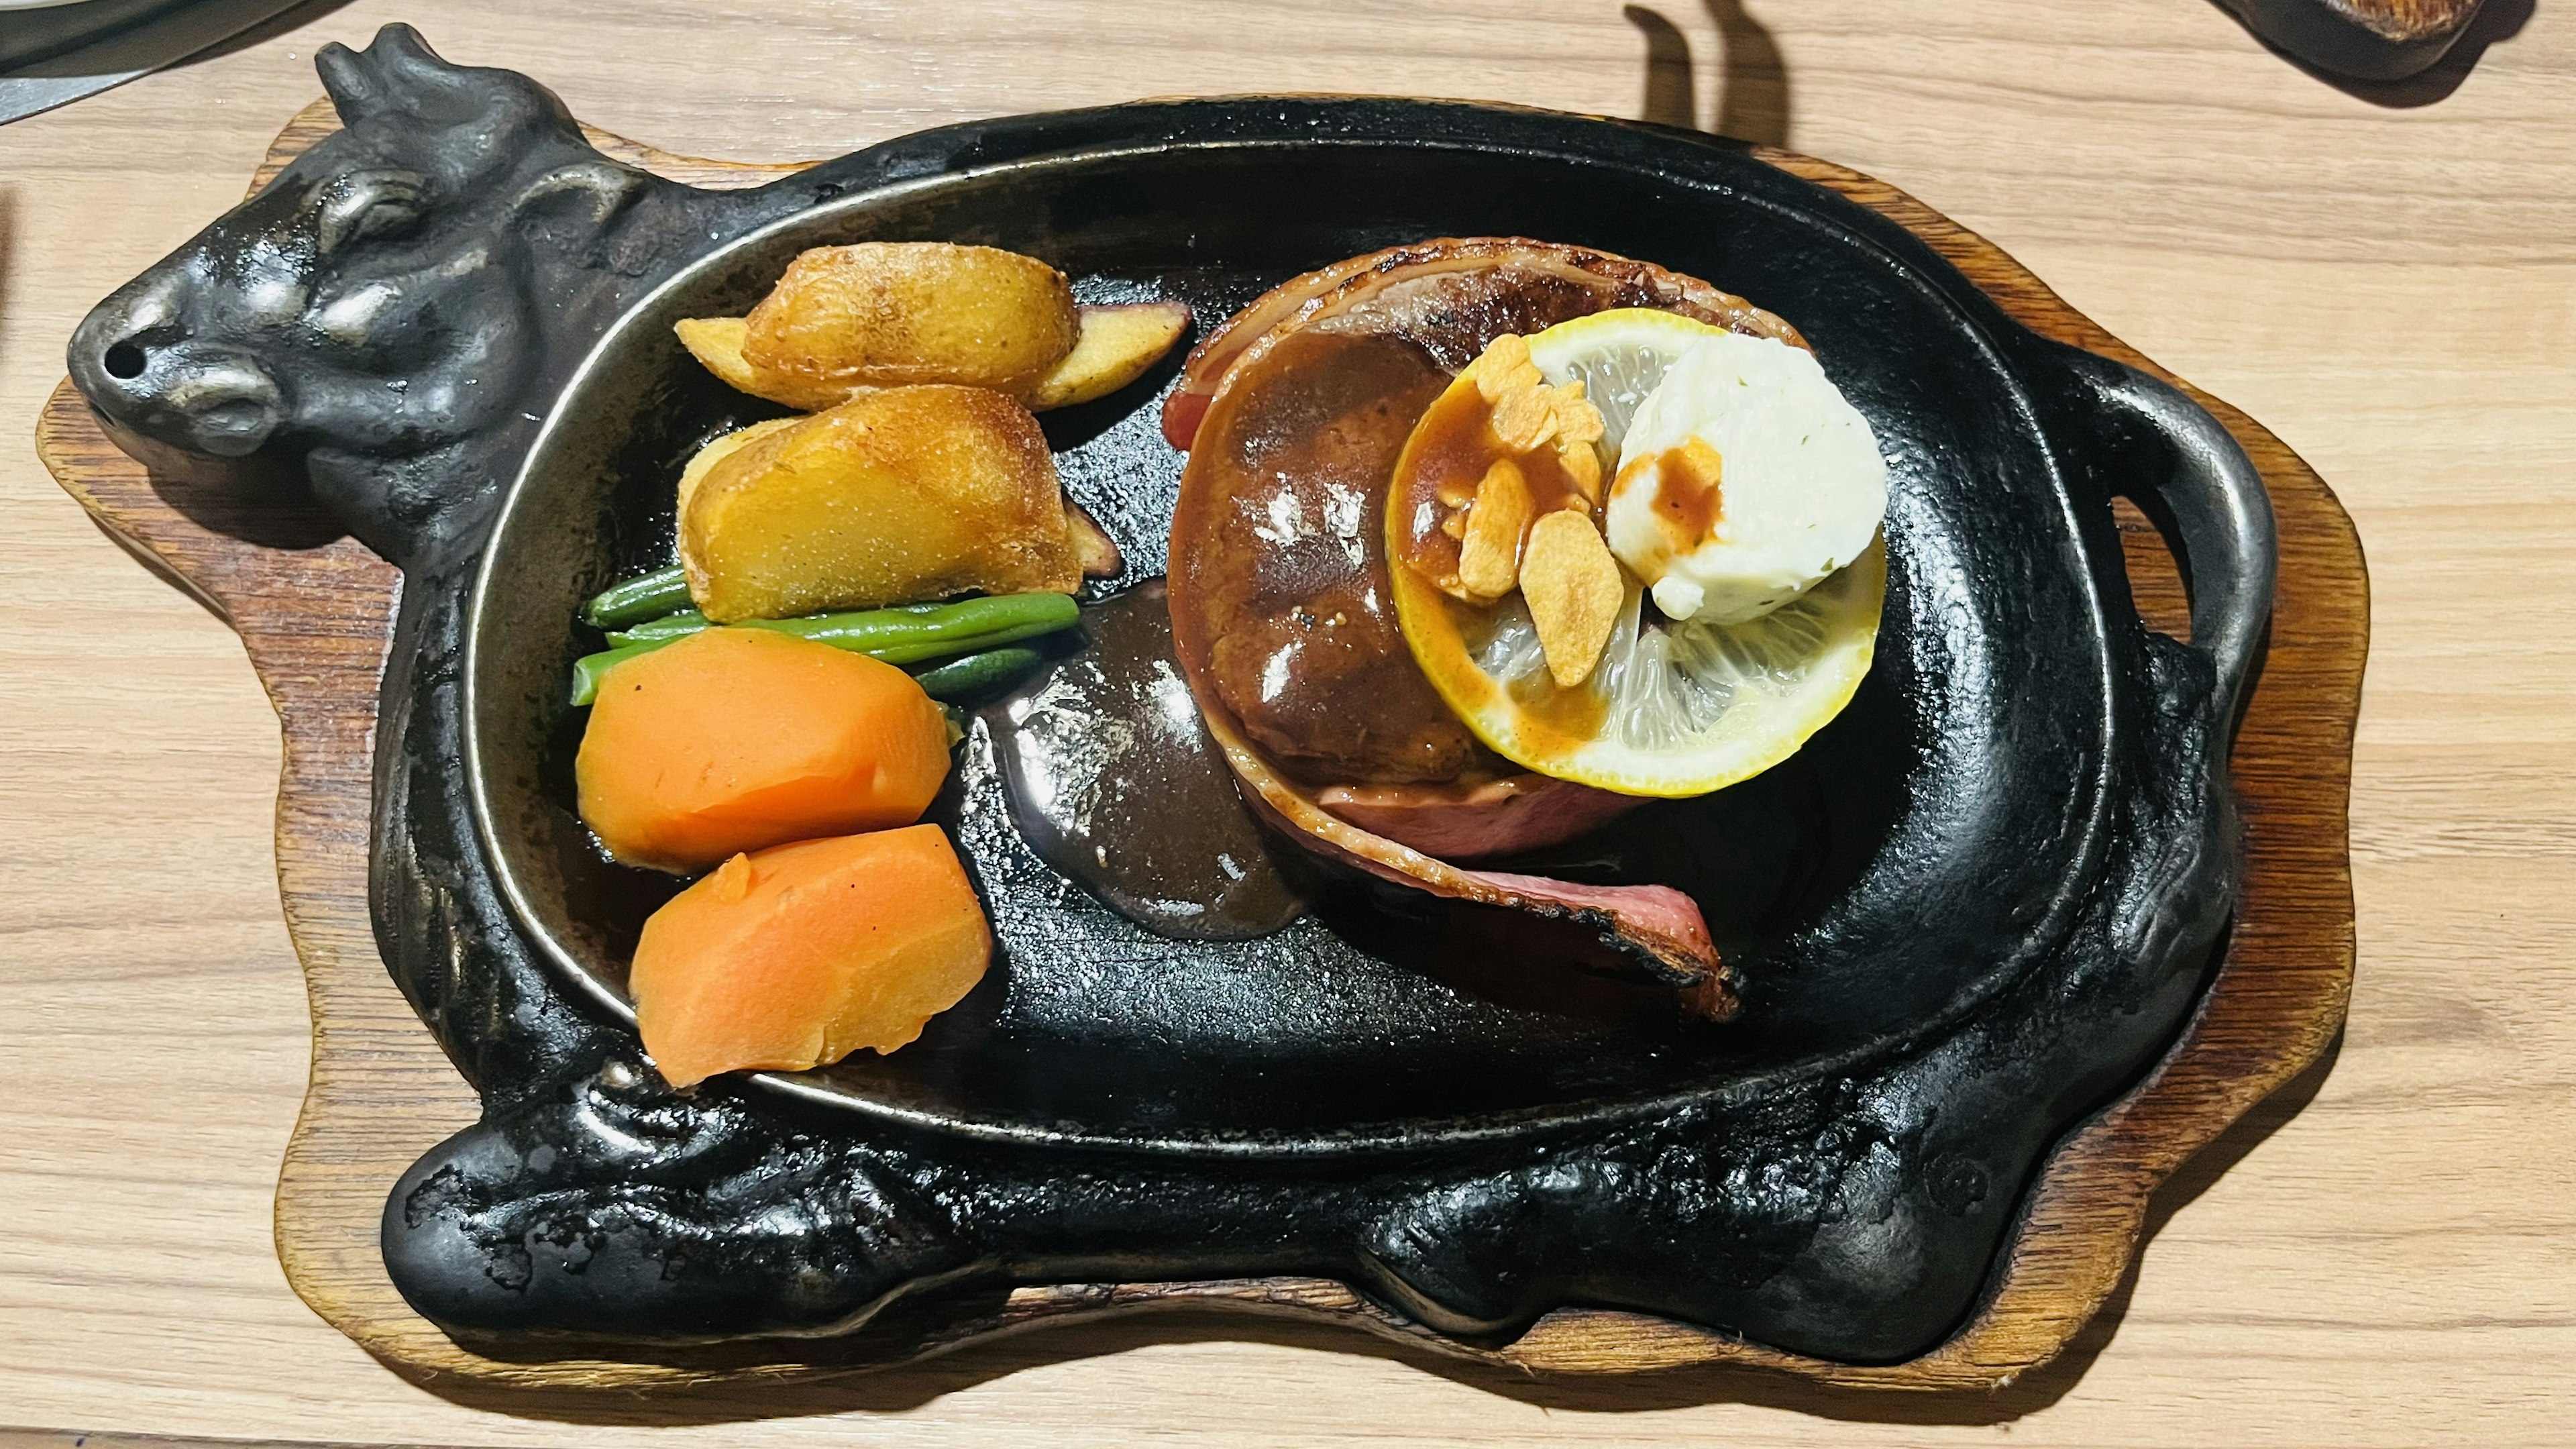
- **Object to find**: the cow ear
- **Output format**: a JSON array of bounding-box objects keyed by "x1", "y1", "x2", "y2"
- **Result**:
[{"x1": 510, "y1": 161, "x2": 648, "y2": 228}]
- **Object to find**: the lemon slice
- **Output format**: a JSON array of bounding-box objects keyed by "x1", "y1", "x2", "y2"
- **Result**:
[
  {"x1": 1523, "y1": 307, "x2": 1731, "y2": 449},
  {"x1": 1387, "y1": 311, "x2": 1887, "y2": 798}
]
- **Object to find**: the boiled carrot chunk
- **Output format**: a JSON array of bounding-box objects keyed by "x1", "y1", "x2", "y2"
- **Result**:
[
  {"x1": 630, "y1": 826, "x2": 991, "y2": 1087},
  {"x1": 574, "y1": 626, "x2": 950, "y2": 873}
]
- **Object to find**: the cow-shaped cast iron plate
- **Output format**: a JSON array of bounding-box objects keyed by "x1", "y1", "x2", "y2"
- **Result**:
[{"x1": 66, "y1": 26, "x2": 2272, "y2": 1364}]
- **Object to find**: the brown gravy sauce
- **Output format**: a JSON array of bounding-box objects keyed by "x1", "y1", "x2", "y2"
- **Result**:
[
  {"x1": 1389, "y1": 381, "x2": 1597, "y2": 588},
  {"x1": 1505, "y1": 654, "x2": 1613, "y2": 746},
  {"x1": 1389, "y1": 375, "x2": 1620, "y2": 753},
  {"x1": 1617, "y1": 439, "x2": 1727, "y2": 576},
  {"x1": 1169, "y1": 327, "x2": 1487, "y2": 785},
  {"x1": 981, "y1": 582, "x2": 1305, "y2": 941}
]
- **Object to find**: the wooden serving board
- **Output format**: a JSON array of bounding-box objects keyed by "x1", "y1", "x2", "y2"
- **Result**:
[{"x1": 34, "y1": 100, "x2": 2365, "y2": 1397}]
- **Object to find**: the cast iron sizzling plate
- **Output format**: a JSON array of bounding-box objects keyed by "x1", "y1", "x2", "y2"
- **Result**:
[{"x1": 68, "y1": 28, "x2": 2271, "y2": 1364}]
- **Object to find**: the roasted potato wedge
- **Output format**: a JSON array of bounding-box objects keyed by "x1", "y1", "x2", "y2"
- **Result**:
[
  {"x1": 674, "y1": 318, "x2": 855, "y2": 411},
  {"x1": 674, "y1": 416, "x2": 802, "y2": 520},
  {"x1": 1023, "y1": 301, "x2": 1193, "y2": 409},
  {"x1": 678, "y1": 235, "x2": 1187, "y2": 413},
  {"x1": 1066, "y1": 502, "x2": 1124, "y2": 578},
  {"x1": 744, "y1": 241, "x2": 1078, "y2": 396},
  {"x1": 680, "y1": 386, "x2": 1080, "y2": 623}
]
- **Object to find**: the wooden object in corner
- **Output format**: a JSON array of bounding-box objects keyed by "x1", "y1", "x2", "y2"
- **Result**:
[{"x1": 32, "y1": 99, "x2": 2365, "y2": 1397}]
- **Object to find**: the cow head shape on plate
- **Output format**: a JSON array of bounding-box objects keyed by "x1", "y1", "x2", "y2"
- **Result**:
[{"x1": 66, "y1": 25, "x2": 731, "y2": 566}]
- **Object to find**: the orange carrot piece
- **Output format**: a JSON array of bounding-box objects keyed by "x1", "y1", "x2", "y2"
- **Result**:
[
  {"x1": 630, "y1": 826, "x2": 991, "y2": 1087},
  {"x1": 574, "y1": 626, "x2": 951, "y2": 873}
]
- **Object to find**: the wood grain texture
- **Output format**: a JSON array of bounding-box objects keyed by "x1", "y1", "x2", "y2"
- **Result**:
[
  {"x1": 32, "y1": 93, "x2": 2362, "y2": 1396},
  {"x1": 1, "y1": 2, "x2": 2567, "y2": 1444}
]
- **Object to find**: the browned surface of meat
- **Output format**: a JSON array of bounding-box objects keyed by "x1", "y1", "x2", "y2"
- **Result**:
[
  {"x1": 1161, "y1": 235, "x2": 1807, "y2": 450},
  {"x1": 1172, "y1": 326, "x2": 1479, "y2": 784}
]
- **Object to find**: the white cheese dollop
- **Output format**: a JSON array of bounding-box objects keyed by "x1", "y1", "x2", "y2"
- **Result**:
[{"x1": 1605, "y1": 333, "x2": 1888, "y2": 626}]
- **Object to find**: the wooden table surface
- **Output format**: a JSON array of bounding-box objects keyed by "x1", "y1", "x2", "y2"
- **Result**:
[{"x1": 1, "y1": 1, "x2": 2569, "y2": 1444}]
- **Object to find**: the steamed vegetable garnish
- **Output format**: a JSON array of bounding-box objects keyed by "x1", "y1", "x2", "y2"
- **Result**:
[
  {"x1": 602, "y1": 608, "x2": 716, "y2": 645},
  {"x1": 568, "y1": 637, "x2": 679, "y2": 706},
  {"x1": 547, "y1": 237, "x2": 1211, "y2": 1085},
  {"x1": 570, "y1": 590, "x2": 1081, "y2": 703},
  {"x1": 631, "y1": 825, "x2": 991, "y2": 1087},
  {"x1": 681, "y1": 386, "x2": 1080, "y2": 623},
  {"x1": 909, "y1": 645, "x2": 1050, "y2": 702},
  {"x1": 574, "y1": 627, "x2": 952, "y2": 873},
  {"x1": 580, "y1": 566, "x2": 694, "y2": 630},
  {"x1": 608, "y1": 592, "x2": 1077, "y2": 655},
  {"x1": 673, "y1": 241, "x2": 1189, "y2": 413},
  {"x1": 569, "y1": 592, "x2": 1081, "y2": 706}
]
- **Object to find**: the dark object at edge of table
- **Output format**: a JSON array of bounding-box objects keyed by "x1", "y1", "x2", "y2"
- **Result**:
[
  {"x1": 2218, "y1": 0, "x2": 2490, "y2": 80},
  {"x1": 0, "y1": 0, "x2": 312, "y2": 126}
]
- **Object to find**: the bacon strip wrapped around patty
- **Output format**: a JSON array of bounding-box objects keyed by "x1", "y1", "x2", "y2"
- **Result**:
[{"x1": 1165, "y1": 238, "x2": 1808, "y2": 1014}]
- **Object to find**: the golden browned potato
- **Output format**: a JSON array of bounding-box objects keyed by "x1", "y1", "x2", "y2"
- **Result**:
[
  {"x1": 679, "y1": 297, "x2": 1189, "y2": 413},
  {"x1": 683, "y1": 413, "x2": 1122, "y2": 582},
  {"x1": 1065, "y1": 502, "x2": 1124, "y2": 578},
  {"x1": 680, "y1": 386, "x2": 1079, "y2": 623},
  {"x1": 743, "y1": 242, "x2": 1078, "y2": 396},
  {"x1": 674, "y1": 416, "x2": 803, "y2": 521},
  {"x1": 1022, "y1": 301, "x2": 1193, "y2": 409},
  {"x1": 673, "y1": 318, "x2": 856, "y2": 412}
]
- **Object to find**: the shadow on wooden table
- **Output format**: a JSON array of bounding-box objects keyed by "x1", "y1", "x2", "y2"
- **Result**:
[
  {"x1": 382, "y1": 1035, "x2": 2343, "y2": 1428},
  {"x1": 1623, "y1": 0, "x2": 1790, "y2": 146}
]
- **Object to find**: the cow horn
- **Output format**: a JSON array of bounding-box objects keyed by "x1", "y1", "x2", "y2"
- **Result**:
[
  {"x1": 370, "y1": 21, "x2": 441, "y2": 66},
  {"x1": 308, "y1": 25, "x2": 492, "y2": 129},
  {"x1": 315, "y1": 41, "x2": 382, "y2": 124},
  {"x1": 319, "y1": 26, "x2": 463, "y2": 123},
  {"x1": 511, "y1": 161, "x2": 649, "y2": 227},
  {"x1": 372, "y1": 24, "x2": 468, "y2": 95}
]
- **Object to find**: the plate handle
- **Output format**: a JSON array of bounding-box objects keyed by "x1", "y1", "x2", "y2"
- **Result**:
[{"x1": 2065, "y1": 354, "x2": 2278, "y2": 725}]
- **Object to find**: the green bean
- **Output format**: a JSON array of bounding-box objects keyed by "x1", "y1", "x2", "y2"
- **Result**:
[
  {"x1": 613, "y1": 592, "x2": 1079, "y2": 663},
  {"x1": 767, "y1": 598, "x2": 1076, "y2": 663},
  {"x1": 580, "y1": 566, "x2": 691, "y2": 629},
  {"x1": 605, "y1": 610, "x2": 710, "y2": 645},
  {"x1": 910, "y1": 646, "x2": 1049, "y2": 701},
  {"x1": 570, "y1": 592, "x2": 1081, "y2": 706},
  {"x1": 568, "y1": 636, "x2": 682, "y2": 705},
  {"x1": 609, "y1": 601, "x2": 955, "y2": 647}
]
